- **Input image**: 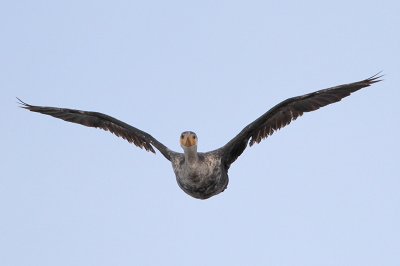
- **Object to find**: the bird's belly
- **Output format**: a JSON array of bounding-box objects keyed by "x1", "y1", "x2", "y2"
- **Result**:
[{"x1": 175, "y1": 169, "x2": 229, "y2": 200}]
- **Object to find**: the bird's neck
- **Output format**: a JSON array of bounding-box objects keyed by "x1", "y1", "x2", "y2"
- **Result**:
[{"x1": 183, "y1": 145, "x2": 198, "y2": 164}]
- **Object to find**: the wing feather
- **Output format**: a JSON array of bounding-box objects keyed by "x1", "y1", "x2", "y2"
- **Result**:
[
  {"x1": 18, "y1": 99, "x2": 174, "y2": 160},
  {"x1": 219, "y1": 73, "x2": 382, "y2": 167}
]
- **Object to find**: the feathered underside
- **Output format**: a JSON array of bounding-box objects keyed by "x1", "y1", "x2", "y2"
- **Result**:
[
  {"x1": 219, "y1": 73, "x2": 382, "y2": 167},
  {"x1": 17, "y1": 98, "x2": 173, "y2": 160},
  {"x1": 18, "y1": 73, "x2": 382, "y2": 167}
]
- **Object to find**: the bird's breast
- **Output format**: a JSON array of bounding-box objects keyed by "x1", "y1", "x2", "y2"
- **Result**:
[{"x1": 172, "y1": 154, "x2": 229, "y2": 199}]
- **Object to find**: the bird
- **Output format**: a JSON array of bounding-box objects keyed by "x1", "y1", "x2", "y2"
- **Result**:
[{"x1": 18, "y1": 73, "x2": 382, "y2": 199}]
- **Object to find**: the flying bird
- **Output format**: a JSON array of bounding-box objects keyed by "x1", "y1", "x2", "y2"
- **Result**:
[{"x1": 18, "y1": 74, "x2": 382, "y2": 199}]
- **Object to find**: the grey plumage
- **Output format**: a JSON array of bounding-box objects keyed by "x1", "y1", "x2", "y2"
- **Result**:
[{"x1": 18, "y1": 73, "x2": 382, "y2": 199}]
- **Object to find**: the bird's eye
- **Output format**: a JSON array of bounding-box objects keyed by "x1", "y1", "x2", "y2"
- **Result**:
[
  {"x1": 180, "y1": 134, "x2": 184, "y2": 139},
  {"x1": 192, "y1": 135, "x2": 196, "y2": 139}
]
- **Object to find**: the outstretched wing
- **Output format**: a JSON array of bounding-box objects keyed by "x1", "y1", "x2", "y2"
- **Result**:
[
  {"x1": 219, "y1": 73, "x2": 382, "y2": 168},
  {"x1": 18, "y1": 98, "x2": 174, "y2": 161}
]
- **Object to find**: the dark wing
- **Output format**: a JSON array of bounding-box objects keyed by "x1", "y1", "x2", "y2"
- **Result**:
[
  {"x1": 218, "y1": 73, "x2": 382, "y2": 168},
  {"x1": 18, "y1": 98, "x2": 174, "y2": 161}
]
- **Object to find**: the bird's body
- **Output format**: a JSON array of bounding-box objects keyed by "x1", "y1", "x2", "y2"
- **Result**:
[
  {"x1": 172, "y1": 150, "x2": 228, "y2": 199},
  {"x1": 18, "y1": 74, "x2": 382, "y2": 199}
]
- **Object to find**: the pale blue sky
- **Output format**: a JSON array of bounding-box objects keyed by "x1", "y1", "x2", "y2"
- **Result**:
[{"x1": 1, "y1": 0, "x2": 399, "y2": 265}]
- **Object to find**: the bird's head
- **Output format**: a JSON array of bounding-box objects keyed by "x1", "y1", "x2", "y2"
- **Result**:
[{"x1": 180, "y1": 131, "x2": 198, "y2": 149}]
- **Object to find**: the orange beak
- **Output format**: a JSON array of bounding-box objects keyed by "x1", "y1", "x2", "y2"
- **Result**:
[{"x1": 184, "y1": 137, "x2": 193, "y2": 147}]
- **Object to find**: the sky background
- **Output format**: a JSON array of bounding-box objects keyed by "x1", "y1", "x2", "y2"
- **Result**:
[{"x1": 1, "y1": 0, "x2": 399, "y2": 265}]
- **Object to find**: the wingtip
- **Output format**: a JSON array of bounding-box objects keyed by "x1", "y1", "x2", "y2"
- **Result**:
[
  {"x1": 16, "y1": 97, "x2": 30, "y2": 109},
  {"x1": 367, "y1": 71, "x2": 384, "y2": 84}
]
